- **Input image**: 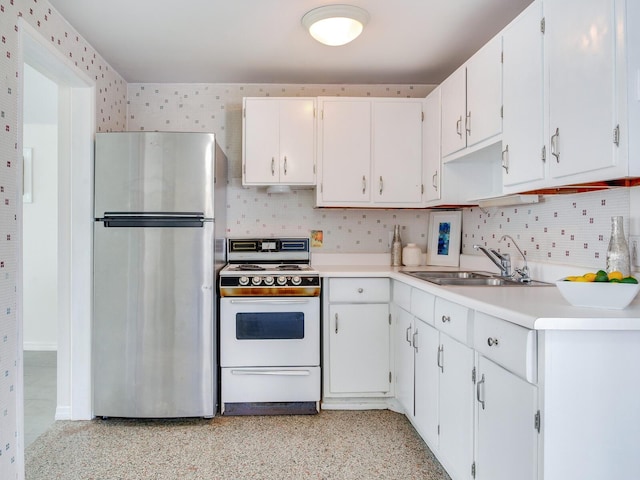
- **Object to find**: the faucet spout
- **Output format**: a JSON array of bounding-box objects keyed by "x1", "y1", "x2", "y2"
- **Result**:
[
  {"x1": 499, "y1": 235, "x2": 531, "y2": 283},
  {"x1": 473, "y1": 244, "x2": 511, "y2": 277}
]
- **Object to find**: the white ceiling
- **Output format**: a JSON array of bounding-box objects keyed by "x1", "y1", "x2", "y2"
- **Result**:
[{"x1": 48, "y1": 0, "x2": 533, "y2": 85}]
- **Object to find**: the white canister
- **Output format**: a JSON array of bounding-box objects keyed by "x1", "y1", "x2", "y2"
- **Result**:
[{"x1": 402, "y1": 243, "x2": 422, "y2": 266}]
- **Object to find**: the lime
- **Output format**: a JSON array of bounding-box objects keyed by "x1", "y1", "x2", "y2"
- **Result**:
[
  {"x1": 621, "y1": 277, "x2": 639, "y2": 284},
  {"x1": 594, "y1": 271, "x2": 609, "y2": 282}
]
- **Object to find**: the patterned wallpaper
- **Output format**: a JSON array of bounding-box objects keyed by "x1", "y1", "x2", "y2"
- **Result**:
[
  {"x1": 127, "y1": 83, "x2": 634, "y2": 271},
  {"x1": 127, "y1": 84, "x2": 436, "y2": 250},
  {"x1": 0, "y1": 1, "x2": 126, "y2": 478}
]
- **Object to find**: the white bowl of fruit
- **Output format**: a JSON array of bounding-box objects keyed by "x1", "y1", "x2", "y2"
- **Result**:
[{"x1": 556, "y1": 270, "x2": 640, "y2": 309}]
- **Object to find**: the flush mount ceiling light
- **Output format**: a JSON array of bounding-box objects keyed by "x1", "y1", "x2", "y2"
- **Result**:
[{"x1": 302, "y1": 4, "x2": 370, "y2": 46}]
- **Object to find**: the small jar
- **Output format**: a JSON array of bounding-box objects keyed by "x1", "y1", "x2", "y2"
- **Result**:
[{"x1": 402, "y1": 243, "x2": 422, "y2": 266}]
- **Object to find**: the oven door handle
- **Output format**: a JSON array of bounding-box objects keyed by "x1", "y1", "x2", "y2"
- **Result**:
[
  {"x1": 227, "y1": 299, "x2": 313, "y2": 305},
  {"x1": 230, "y1": 369, "x2": 311, "y2": 376}
]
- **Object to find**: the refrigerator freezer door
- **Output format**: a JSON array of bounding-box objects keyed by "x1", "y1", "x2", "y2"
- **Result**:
[
  {"x1": 93, "y1": 221, "x2": 215, "y2": 417},
  {"x1": 94, "y1": 132, "x2": 216, "y2": 218}
]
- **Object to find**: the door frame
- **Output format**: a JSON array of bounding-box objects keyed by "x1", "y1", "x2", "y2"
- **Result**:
[{"x1": 17, "y1": 19, "x2": 95, "y2": 425}]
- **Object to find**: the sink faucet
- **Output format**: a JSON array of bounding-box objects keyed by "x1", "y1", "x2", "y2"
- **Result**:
[
  {"x1": 499, "y1": 235, "x2": 531, "y2": 283},
  {"x1": 473, "y1": 244, "x2": 511, "y2": 277}
]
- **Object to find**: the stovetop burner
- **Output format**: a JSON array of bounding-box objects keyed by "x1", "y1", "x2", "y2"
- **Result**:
[
  {"x1": 236, "y1": 264, "x2": 265, "y2": 271},
  {"x1": 276, "y1": 264, "x2": 302, "y2": 271}
]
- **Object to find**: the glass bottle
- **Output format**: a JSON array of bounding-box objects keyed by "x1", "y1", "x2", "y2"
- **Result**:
[
  {"x1": 606, "y1": 216, "x2": 630, "y2": 277},
  {"x1": 391, "y1": 225, "x2": 402, "y2": 266}
]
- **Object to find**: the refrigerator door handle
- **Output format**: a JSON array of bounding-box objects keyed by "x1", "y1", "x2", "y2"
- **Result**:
[{"x1": 101, "y1": 216, "x2": 205, "y2": 228}]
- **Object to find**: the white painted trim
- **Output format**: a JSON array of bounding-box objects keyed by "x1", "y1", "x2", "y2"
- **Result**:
[{"x1": 18, "y1": 19, "x2": 96, "y2": 428}]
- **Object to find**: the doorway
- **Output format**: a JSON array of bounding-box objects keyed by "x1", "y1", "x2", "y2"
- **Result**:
[{"x1": 18, "y1": 19, "x2": 96, "y2": 439}]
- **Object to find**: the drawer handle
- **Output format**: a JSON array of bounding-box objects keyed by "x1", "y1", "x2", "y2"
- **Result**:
[
  {"x1": 437, "y1": 345, "x2": 444, "y2": 372},
  {"x1": 357, "y1": 288, "x2": 364, "y2": 293},
  {"x1": 487, "y1": 337, "x2": 499, "y2": 347},
  {"x1": 477, "y1": 373, "x2": 486, "y2": 410},
  {"x1": 441, "y1": 315, "x2": 450, "y2": 323},
  {"x1": 335, "y1": 313, "x2": 339, "y2": 334}
]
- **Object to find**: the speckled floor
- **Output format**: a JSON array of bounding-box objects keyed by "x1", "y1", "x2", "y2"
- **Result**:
[{"x1": 26, "y1": 410, "x2": 451, "y2": 480}]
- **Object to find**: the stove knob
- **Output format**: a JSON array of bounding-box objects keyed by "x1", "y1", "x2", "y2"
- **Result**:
[
  {"x1": 277, "y1": 276, "x2": 288, "y2": 286},
  {"x1": 291, "y1": 276, "x2": 302, "y2": 286},
  {"x1": 239, "y1": 276, "x2": 250, "y2": 286},
  {"x1": 263, "y1": 276, "x2": 275, "y2": 286},
  {"x1": 251, "y1": 276, "x2": 262, "y2": 285}
]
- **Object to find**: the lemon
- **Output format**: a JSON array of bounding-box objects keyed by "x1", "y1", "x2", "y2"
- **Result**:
[
  {"x1": 573, "y1": 276, "x2": 589, "y2": 282},
  {"x1": 564, "y1": 276, "x2": 578, "y2": 282},
  {"x1": 582, "y1": 272, "x2": 596, "y2": 282},
  {"x1": 608, "y1": 271, "x2": 624, "y2": 281}
]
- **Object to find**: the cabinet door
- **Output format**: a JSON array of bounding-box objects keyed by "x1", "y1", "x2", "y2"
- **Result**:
[
  {"x1": 466, "y1": 35, "x2": 502, "y2": 148},
  {"x1": 243, "y1": 98, "x2": 280, "y2": 183},
  {"x1": 546, "y1": 0, "x2": 617, "y2": 179},
  {"x1": 279, "y1": 99, "x2": 316, "y2": 184},
  {"x1": 413, "y1": 318, "x2": 440, "y2": 448},
  {"x1": 328, "y1": 303, "x2": 390, "y2": 394},
  {"x1": 393, "y1": 306, "x2": 414, "y2": 416},
  {"x1": 439, "y1": 333, "x2": 475, "y2": 480},
  {"x1": 318, "y1": 100, "x2": 371, "y2": 204},
  {"x1": 423, "y1": 88, "x2": 441, "y2": 203},
  {"x1": 441, "y1": 66, "x2": 467, "y2": 157},
  {"x1": 476, "y1": 356, "x2": 537, "y2": 480},
  {"x1": 502, "y1": 0, "x2": 545, "y2": 189},
  {"x1": 372, "y1": 101, "x2": 423, "y2": 205}
]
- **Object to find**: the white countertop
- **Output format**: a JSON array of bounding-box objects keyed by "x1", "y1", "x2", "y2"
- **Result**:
[{"x1": 312, "y1": 254, "x2": 640, "y2": 331}]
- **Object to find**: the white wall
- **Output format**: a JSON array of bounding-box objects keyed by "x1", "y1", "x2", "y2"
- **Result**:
[{"x1": 22, "y1": 64, "x2": 58, "y2": 350}]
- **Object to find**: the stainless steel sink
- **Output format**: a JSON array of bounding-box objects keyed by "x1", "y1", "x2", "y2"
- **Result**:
[{"x1": 402, "y1": 271, "x2": 552, "y2": 287}]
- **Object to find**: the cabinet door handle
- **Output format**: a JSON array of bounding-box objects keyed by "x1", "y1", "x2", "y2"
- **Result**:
[
  {"x1": 357, "y1": 288, "x2": 363, "y2": 293},
  {"x1": 477, "y1": 373, "x2": 486, "y2": 410},
  {"x1": 441, "y1": 315, "x2": 451, "y2": 323},
  {"x1": 334, "y1": 313, "x2": 338, "y2": 334},
  {"x1": 551, "y1": 127, "x2": 560, "y2": 163},
  {"x1": 362, "y1": 175, "x2": 366, "y2": 195},
  {"x1": 412, "y1": 330, "x2": 419, "y2": 351},
  {"x1": 456, "y1": 116, "x2": 463, "y2": 137},
  {"x1": 271, "y1": 157, "x2": 276, "y2": 176},
  {"x1": 466, "y1": 111, "x2": 471, "y2": 135},
  {"x1": 432, "y1": 171, "x2": 438, "y2": 191},
  {"x1": 405, "y1": 325, "x2": 412, "y2": 345},
  {"x1": 487, "y1": 337, "x2": 499, "y2": 347},
  {"x1": 502, "y1": 145, "x2": 509, "y2": 174},
  {"x1": 379, "y1": 176, "x2": 383, "y2": 195},
  {"x1": 283, "y1": 156, "x2": 288, "y2": 176},
  {"x1": 437, "y1": 345, "x2": 444, "y2": 372}
]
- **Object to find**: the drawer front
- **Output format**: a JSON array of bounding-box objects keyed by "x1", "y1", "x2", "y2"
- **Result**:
[
  {"x1": 410, "y1": 288, "x2": 435, "y2": 325},
  {"x1": 474, "y1": 311, "x2": 537, "y2": 384},
  {"x1": 329, "y1": 278, "x2": 390, "y2": 303},
  {"x1": 392, "y1": 280, "x2": 411, "y2": 311},
  {"x1": 434, "y1": 297, "x2": 470, "y2": 344}
]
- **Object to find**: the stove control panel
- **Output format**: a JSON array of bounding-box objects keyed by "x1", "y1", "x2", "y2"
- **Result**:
[{"x1": 219, "y1": 274, "x2": 320, "y2": 297}]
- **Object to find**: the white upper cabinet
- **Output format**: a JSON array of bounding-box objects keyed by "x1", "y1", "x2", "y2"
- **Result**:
[
  {"x1": 501, "y1": 0, "x2": 546, "y2": 191},
  {"x1": 317, "y1": 97, "x2": 424, "y2": 208},
  {"x1": 423, "y1": 88, "x2": 442, "y2": 204},
  {"x1": 545, "y1": 0, "x2": 619, "y2": 183},
  {"x1": 242, "y1": 97, "x2": 316, "y2": 186},
  {"x1": 441, "y1": 35, "x2": 502, "y2": 160}
]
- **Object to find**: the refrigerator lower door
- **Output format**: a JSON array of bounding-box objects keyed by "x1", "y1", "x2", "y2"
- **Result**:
[{"x1": 93, "y1": 220, "x2": 215, "y2": 418}]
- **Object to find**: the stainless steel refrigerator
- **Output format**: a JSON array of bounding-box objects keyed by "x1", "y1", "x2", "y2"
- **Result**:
[{"x1": 92, "y1": 132, "x2": 227, "y2": 418}]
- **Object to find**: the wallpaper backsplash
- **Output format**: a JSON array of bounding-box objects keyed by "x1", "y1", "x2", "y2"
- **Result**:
[{"x1": 127, "y1": 83, "x2": 633, "y2": 270}]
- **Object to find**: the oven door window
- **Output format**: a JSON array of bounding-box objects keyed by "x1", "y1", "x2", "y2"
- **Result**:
[{"x1": 236, "y1": 312, "x2": 305, "y2": 340}]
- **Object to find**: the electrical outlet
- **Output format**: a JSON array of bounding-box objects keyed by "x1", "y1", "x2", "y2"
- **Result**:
[{"x1": 630, "y1": 236, "x2": 640, "y2": 267}]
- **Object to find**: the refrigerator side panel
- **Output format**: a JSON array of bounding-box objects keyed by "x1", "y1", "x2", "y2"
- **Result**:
[
  {"x1": 94, "y1": 132, "x2": 215, "y2": 217},
  {"x1": 93, "y1": 221, "x2": 215, "y2": 418},
  {"x1": 214, "y1": 141, "x2": 228, "y2": 271}
]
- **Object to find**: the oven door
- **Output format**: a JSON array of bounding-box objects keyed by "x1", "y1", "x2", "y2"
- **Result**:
[{"x1": 220, "y1": 297, "x2": 320, "y2": 367}]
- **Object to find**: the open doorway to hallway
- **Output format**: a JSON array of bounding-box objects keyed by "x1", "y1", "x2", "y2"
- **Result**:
[{"x1": 21, "y1": 63, "x2": 59, "y2": 446}]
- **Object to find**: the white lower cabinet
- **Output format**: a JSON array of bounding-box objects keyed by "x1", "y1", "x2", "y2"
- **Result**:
[
  {"x1": 412, "y1": 317, "x2": 439, "y2": 447},
  {"x1": 323, "y1": 278, "x2": 392, "y2": 401},
  {"x1": 438, "y1": 333, "x2": 475, "y2": 480},
  {"x1": 475, "y1": 356, "x2": 538, "y2": 480},
  {"x1": 393, "y1": 304, "x2": 415, "y2": 415}
]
